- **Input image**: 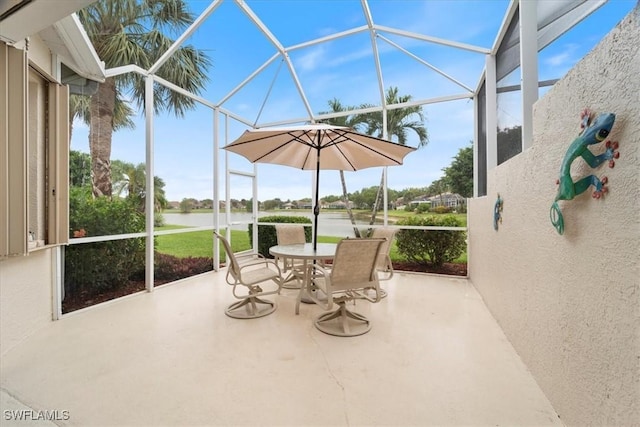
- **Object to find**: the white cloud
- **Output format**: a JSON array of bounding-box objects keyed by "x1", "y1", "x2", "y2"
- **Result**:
[{"x1": 296, "y1": 46, "x2": 326, "y2": 72}]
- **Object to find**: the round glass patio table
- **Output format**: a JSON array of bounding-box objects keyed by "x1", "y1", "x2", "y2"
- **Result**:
[{"x1": 269, "y1": 243, "x2": 337, "y2": 306}]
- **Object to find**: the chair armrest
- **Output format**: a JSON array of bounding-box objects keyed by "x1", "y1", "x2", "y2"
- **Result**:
[
  {"x1": 235, "y1": 252, "x2": 266, "y2": 262},
  {"x1": 237, "y1": 258, "x2": 279, "y2": 272}
]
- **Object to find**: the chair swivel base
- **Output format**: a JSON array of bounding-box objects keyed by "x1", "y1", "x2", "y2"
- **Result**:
[
  {"x1": 225, "y1": 296, "x2": 276, "y2": 319},
  {"x1": 362, "y1": 287, "x2": 387, "y2": 299},
  {"x1": 281, "y1": 271, "x2": 303, "y2": 290},
  {"x1": 314, "y1": 303, "x2": 371, "y2": 337}
]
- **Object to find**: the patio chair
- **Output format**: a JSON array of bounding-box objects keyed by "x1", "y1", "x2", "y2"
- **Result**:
[
  {"x1": 369, "y1": 227, "x2": 397, "y2": 299},
  {"x1": 297, "y1": 237, "x2": 386, "y2": 337},
  {"x1": 214, "y1": 231, "x2": 282, "y2": 319},
  {"x1": 275, "y1": 224, "x2": 307, "y2": 288},
  {"x1": 371, "y1": 227, "x2": 396, "y2": 281}
]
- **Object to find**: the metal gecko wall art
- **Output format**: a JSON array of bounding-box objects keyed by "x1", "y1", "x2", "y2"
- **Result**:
[
  {"x1": 493, "y1": 193, "x2": 503, "y2": 231},
  {"x1": 550, "y1": 109, "x2": 620, "y2": 235}
]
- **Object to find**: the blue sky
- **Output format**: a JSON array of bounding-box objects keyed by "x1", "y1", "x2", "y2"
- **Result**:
[{"x1": 71, "y1": 0, "x2": 635, "y2": 203}]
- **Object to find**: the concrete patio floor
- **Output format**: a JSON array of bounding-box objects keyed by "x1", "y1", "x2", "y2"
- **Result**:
[{"x1": 1, "y1": 270, "x2": 562, "y2": 426}]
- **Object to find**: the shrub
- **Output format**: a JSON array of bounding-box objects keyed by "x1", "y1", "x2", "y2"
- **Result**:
[
  {"x1": 430, "y1": 205, "x2": 451, "y2": 214},
  {"x1": 416, "y1": 203, "x2": 430, "y2": 213},
  {"x1": 154, "y1": 252, "x2": 212, "y2": 281},
  {"x1": 248, "y1": 215, "x2": 312, "y2": 258},
  {"x1": 154, "y1": 212, "x2": 166, "y2": 227},
  {"x1": 395, "y1": 215, "x2": 466, "y2": 267},
  {"x1": 65, "y1": 189, "x2": 146, "y2": 294}
]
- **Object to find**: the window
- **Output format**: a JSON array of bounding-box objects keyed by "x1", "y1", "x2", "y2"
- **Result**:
[{"x1": 0, "y1": 42, "x2": 69, "y2": 257}]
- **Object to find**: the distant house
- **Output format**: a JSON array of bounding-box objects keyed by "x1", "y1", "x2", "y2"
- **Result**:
[
  {"x1": 405, "y1": 193, "x2": 466, "y2": 210},
  {"x1": 408, "y1": 195, "x2": 431, "y2": 209},
  {"x1": 282, "y1": 202, "x2": 294, "y2": 210},
  {"x1": 428, "y1": 192, "x2": 466, "y2": 209},
  {"x1": 327, "y1": 200, "x2": 353, "y2": 209}
]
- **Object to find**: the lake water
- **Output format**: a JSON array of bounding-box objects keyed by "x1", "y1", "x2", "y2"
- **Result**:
[{"x1": 162, "y1": 211, "x2": 382, "y2": 238}]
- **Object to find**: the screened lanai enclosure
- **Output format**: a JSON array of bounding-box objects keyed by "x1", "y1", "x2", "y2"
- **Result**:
[
  {"x1": 2, "y1": 1, "x2": 639, "y2": 425},
  {"x1": 54, "y1": 0, "x2": 633, "y2": 313},
  {"x1": 2, "y1": 0, "x2": 634, "y2": 311}
]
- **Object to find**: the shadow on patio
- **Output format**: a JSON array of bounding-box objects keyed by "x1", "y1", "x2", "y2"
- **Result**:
[{"x1": 1, "y1": 270, "x2": 561, "y2": 426}]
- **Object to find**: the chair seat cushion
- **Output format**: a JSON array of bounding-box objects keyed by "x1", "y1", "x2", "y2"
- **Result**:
[{"x1": 241, "y1": 267, "x2": 280, "y2": 285}]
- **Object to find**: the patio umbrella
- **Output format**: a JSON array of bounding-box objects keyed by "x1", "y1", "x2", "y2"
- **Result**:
[{"x1": 223, "y1": 123, "x2": 415, "y2": 249}]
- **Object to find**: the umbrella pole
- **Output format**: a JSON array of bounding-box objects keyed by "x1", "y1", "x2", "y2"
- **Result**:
[{"x1": 313, "y1": 136, "x2": 321, "y2": 251}]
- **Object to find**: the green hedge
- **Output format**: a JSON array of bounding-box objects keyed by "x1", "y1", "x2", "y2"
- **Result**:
[
  {"x1": 65, "y1": 188, "x2": 146, "y2": 294},
  {"x1": 395, "y1": 215, "x2": 466, "y2": 267},
  {"x1": 248, "y1": 215, "x2": 312, "y2": 257}
]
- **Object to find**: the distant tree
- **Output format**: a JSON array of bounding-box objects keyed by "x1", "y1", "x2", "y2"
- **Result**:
[
  {"x1": 348, "y1": 189, "x2": 366, "y2": 209},
  {"x1": 428, "y1": 178, "x2": 448, "y2": 206},
  {"x1": 262, "y1": 199, "x2": 281, "y2": 211},
  {"x1": 319, "y1": 98, "x2": 370, "y2": 237},
  {"x1": 386, "y1": 188, "x2": 400, "y2": 209},
  {"x1": 322, "y1": 195, "x2": 341, "y2": 204},
  {"x1": 180, "y1": 198, "x2": 193, "y2": 213},
  {"x1": 69, "y1": 150, "x2": 92, "y2": 188},
  {"x1": 359, "y1": 87, "x2": 429, "y2": 227},
  {"x1": 112, "y1": 161, "x2": 168, "y2": 212},
  {"x1": 398, "y1": 187, "x2": 428, "y2": 205},
  {"x1": 442, "y1": 144, "x2": 473, "y2": 198},
  {"x1": 358, "y1": 186, "x2": 380, "y2": 209}
]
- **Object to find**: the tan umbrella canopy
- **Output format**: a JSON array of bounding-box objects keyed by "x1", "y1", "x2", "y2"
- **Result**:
[{"x1": 223, "y1": 123, "x2": 416, "y2": 248}]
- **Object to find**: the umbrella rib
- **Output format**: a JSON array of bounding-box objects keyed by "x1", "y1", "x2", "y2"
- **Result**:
[
  {"x1": 326, "y1": 131, "x2": 406, "y2": 168},
  {"x1": 246, "y1": 132, "x2": 316, "y2": 163}
]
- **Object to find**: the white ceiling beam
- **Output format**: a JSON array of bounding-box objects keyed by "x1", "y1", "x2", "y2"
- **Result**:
[
  {"x1": 106, "y1": 64, "x2": 147, "y2": 78},
  {"x1": 287, "y1": 26, "x2": 369, "y2": 51},
  {"x1": 217, "y1": 52, "x2": 280, "y2": 107},
  {"x1": 378, "y1": 34, "x2": 474, "y2": 94},
  {"x1": 149, "y1": 0, "x2": 223, "y2": 74},
  {"x1": 153, "y1": 75, "x2": 217, "y2": 110},
  {"x1": 375, "y1": 24, "x2": 491, "y2": 54},
  {"x1": 361, "y1": 0, "x2": 386, "y2": 110},
  {"x1": 234, "y1": 0, "x2": 314, "y2": 119}
]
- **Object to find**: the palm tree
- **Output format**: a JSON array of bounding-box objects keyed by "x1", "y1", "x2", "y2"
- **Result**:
[
  {"x1": 361, "y1": 87, "x2": 429, "y2": 227},
  {"x1": 69, "y1": 93, "x2": 135, "y2": 147},
  {"x1": 318, "y1": 98, "x2": 369, "y2": 238},
  {"x1": 113, "y1": 161, "x2": 168, "y2": 213},
  {"x1": 77, "y1": 0, "x2": 211, "y2": 198}
]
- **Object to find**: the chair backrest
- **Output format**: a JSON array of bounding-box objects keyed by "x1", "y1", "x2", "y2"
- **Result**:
[
  {"x1": 276, "y1": 224, "x2": 306, "y2": 245},
  {"x1": 214, "y1": 232, "x2": 240, "y2": 279},
  {"x1": 370, "y1": 227, "x2": 397, "y2": 269},
  {"x1": 329, "y1": 238, "x2": 385, "y2": 292}
]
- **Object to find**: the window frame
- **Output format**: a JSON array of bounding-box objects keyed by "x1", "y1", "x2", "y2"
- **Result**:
[{"x1": 0, "y1": 42, "x2": 69, "y2": 257}]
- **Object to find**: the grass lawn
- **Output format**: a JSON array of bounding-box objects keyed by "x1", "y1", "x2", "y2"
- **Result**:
[
  {"x1": 155, "y1": 226, "x2": 466, "y2": 264},
  {"x1": 155, "y1": 226, "x2": 250, "y2": 261}
]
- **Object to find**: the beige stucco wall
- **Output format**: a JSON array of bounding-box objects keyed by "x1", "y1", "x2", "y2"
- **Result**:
[
  {"x1": 468, "y1": 6, "x2": 639, "y2": 426},
  {"x1": 0, "y1": 36, "x2": 57, "y2": 356},
  {"x1": 0, "y1": 249, "x2": 55, "y2": 355}
]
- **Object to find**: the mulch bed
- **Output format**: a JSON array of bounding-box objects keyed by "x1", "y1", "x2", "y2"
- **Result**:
[
  {"x1": 392, "y1": 261, "x2": 467, "y2": 276},
  {"x1": 62, "y1": 261, "x2": 466, "y2": 314}
]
